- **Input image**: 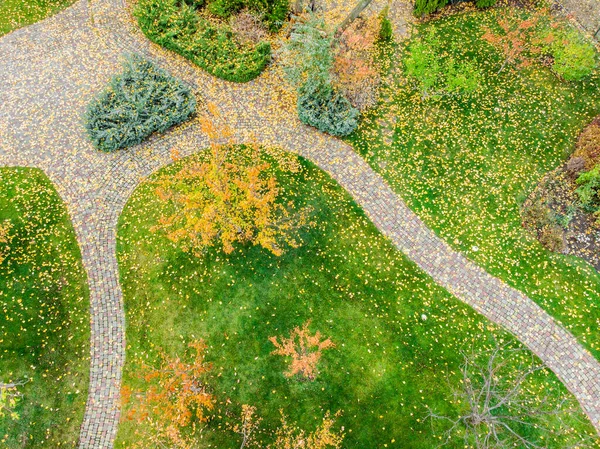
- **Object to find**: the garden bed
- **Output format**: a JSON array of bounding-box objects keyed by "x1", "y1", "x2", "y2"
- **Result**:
[{"x1": 522, "y1": 117, "x2": 600, "y2": 270}]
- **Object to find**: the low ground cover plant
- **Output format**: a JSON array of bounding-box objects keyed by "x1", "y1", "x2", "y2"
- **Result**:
[
  {"x1": 0, "y1": 168, "x2": 89, "y2": 448},
  {"x1": 135, "y1": 0, "x2": 274, "y2": 82},
  {"x1": 115, "y1": 147, "x2": 597, "y2": 448},
  {"x1": 84, "y1": 55, "x2": 196, "y2": 152}
]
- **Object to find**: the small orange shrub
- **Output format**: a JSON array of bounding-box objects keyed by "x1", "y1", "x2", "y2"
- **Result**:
[
  {"x1": 333, "y1": 16, "x2": 381, "y2": 112},
  {"x1": 121, "y1": 340, "x2": 214, "y2": 448},
  {"x1": 270, "y1": 320, "x2": 334, "y2": 381}
]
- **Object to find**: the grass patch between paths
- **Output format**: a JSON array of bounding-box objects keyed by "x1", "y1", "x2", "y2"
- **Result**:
[
  {"x1": 0, "y1": 168, "x2": 89, "y2": 448},
  {"x1": 0, "y1": 0, "x2": 75, "y2": 36},
  {"x1": 115, "y1": 148, "x2": 597, "y2": 448}
]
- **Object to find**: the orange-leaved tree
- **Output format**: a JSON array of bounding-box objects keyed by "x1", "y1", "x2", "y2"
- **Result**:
[
  {"x1": 121, "y1": 340, "x2": 214, "y2": 448},
  {"x1": 333, "y1": 15, "x2": 380, "y2": 111},
  {"x1": 152, "y1": 114, "x2": 312, "y2": 256},
  {"x1": 269, "y1": 320, "x2": 335, "y2": 381},
  {"x1": 269, "y1": 411, "x2": 344, "y2": 449},
  {"x1": 0, "y1": 220, "x2": 13, "y2": 264},
  {"x1": 482, "y1": 11, "x2": 544, "y2": 73}
]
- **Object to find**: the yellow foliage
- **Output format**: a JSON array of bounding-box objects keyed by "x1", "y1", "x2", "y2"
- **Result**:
[
  {"x1": 153, "y1": 115, "x2": 312, "y2": 256},
  {"x1": 270, "y1": 411, "x2": 344, "y2": 449},
  {"x1": 0, "y1": 220, "x2": 13, "y2": 264}
]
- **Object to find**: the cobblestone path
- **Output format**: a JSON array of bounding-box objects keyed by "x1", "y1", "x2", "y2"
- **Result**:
[{"x1": 0, "y1": 0, "x2": 599, "y2": 447}]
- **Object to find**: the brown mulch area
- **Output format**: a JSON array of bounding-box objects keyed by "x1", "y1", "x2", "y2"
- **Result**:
[
  {"x1": 523, "y1": 167, "x2": 599, "y2": 270},
  {"x1": 522, "y1": 119, "x2": 600, "y2": 271}
]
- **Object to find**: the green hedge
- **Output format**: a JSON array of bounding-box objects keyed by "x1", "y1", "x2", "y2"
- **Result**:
[
  {"x1": 84, "y1": 55, "x2": 196, "y2": 153},
  {"x1": 135, "y1": 0, "x2": 272, "y2": 83}
]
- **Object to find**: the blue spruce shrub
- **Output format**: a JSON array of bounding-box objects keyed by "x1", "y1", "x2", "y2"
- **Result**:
[
  {"x1": 84, "y1": 55, "x2": 196, "y2": 152},
  {"x1": 297, "y1": 84, "x2": 359, "y2": 137}
]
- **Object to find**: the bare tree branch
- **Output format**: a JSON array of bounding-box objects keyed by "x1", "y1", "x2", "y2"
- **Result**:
[{"x1": 425, "y1": 341, "x2": 596, "y2": 449}]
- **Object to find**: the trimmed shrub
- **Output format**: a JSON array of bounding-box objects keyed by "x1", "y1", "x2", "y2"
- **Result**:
[
  {"x1": 297, "y1": 84, "x2": 359, "y2": 137},
  {"x1": 136, "y1": 0, "x2": 271, "y2": 83},
  {"x1": 414, "y1": 0, "x2": 448, "y2": 17},
  {"x1": 84, "y1": 55, "x2": 196, "y2": 153}
]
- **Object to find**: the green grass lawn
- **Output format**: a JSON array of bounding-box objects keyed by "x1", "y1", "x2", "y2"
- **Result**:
[
  {"x1": 115, "y1": 149, "x2": 597, "y2": 448},
  {"x1": 350, "y1": 9, "x2": 600, "y2": 358},
  {"x1": 0, "y1": 168, "x2": 89, "y2": 448},
  {"x1": 0, "y1": 0, "x2": 75, "y2": 36}
]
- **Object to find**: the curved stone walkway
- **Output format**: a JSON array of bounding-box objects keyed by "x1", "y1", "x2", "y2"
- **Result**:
[{"x1": 0, "y1": 1, "x2": 599, "y2": 447}]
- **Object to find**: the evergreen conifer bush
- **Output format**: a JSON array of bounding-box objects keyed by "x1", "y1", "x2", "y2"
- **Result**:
[
  {"x1": 281, "y1": 17, "x2": 360, "y2": 136},
  {"x1": 297, "y1": 84, "x2": 359, "y2": 137},
  {"x1": 84, "y1": 55, "x2": 196, "y2": 153},
  {"x1": 378, "y1": 7, "x2": 393, "y2": 42}
]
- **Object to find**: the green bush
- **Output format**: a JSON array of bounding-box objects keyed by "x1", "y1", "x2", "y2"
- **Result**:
[
  {"x1": 378, "y1": 7, "x2": 393, "y2": 42},
  {"x1": 403, "y1": 29, "x2": 482, "y2": 99},
  {"x1": 207, "y1": 0, "x2": 243, "y2": 17},
  {"x1": 84, "y1": 55, "x2": 196, "y2": 153},
  {"x1": 475, "y1": 0, "x2": 497, "y2": 7},
  {"x1": 136, "y1": 0, "x2": 272, "y2": 83},
  {"x1": 549, "y1": 27, "x2": 597, "y2": 81},
  {"x1": 281, "y1": 16, "x2": 359, "y2": 136},
  {"x1": 576, "y1": 165, "x2": 600, "y2": 211},
  {"x1": 413, "y1": 0, "x2": 448, "y2": 17},
  {"x1": 258, "y1": 0, "x2": 289, "y2": 31},
  {"x1": 297, "y1": 83, "x2": 359, "y2": 137},
  {"x1": 414, "y1": 0, "x2": 497, "y2": 15},
  {"x1": 205, "y1": 0, "x2": 287, "y2": 30}
]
